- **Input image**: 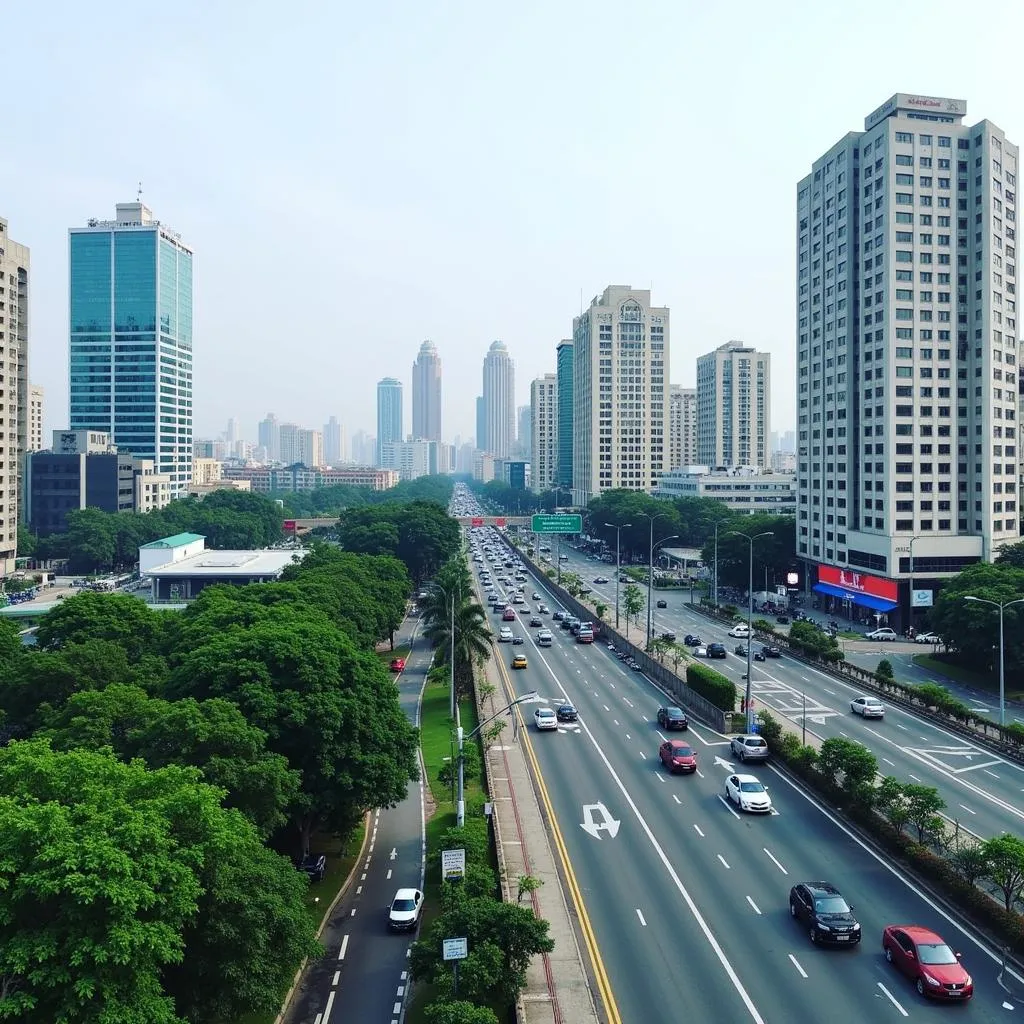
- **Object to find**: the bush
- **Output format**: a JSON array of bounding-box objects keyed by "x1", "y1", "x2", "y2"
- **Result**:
[
  {"x1": 686, "y1": 663, "x2": 737, "y2": 712},
  {"x1": 752, "y1": 619, "x2": 776, "y2": 635},
  {"x1": 876, "y1": 658, "x2": 894, "y2": 680}
]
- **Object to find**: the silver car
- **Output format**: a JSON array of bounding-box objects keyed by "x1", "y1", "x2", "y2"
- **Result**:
[
  {"x1": 730, "y1": 734, "x2": 770, "y2": 763},
  {"x1": 850, "y1": 696, "x2": 885, "y2": 718}
]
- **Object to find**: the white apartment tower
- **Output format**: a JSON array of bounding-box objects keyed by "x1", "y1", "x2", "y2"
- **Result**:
[
  {"x1": 668, "y1": 385, "x2": 698, "y2": 470},
  {"x1": 530, "y1": 374, "x2": 558, "y2": 493},
  {"x1": 412, "y1": 340, "x2": 442, "y2": 441},
  {"x1": 572, "y1": 286, "x2": 669, "y2": 504},
  {"x1": 28, "y1": 385, "x2": 44, "y2": 454},
  {"x1": 481, "y1": 341, "x2": 515, "y2": 458},
  {"x1": 696, "y1": 341, "x2": 771, "y2": 469},
  {"x1": 797, "y1": 93, "x2": 1019, "y2": 628},
  {"x1": 324, "y1": 415, "x2": 345, "y2": 464}
]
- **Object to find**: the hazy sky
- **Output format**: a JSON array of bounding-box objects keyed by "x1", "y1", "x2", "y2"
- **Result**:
[{"x1": 5, "y1": 0, "x2": 1023, "y2": 445}]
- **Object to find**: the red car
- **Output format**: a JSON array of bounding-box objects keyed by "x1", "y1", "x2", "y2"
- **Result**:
[
  {"x1": 389, "y1": 658, "x2": 406, "y2": 672},
  {"x1": 882, "y1": 925, "x2": 973, "y2": 1000},
  {"x1": 502, "y1": 607, "x2": 516, "y2": 621},
  {"x1": 659, "y1": 740, "x2": 698, "y2": 774}
]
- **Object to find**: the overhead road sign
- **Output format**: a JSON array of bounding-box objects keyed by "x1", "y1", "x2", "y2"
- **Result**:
[{"x1": 531, "y1": 514, "x2": 583, "y2": 534}]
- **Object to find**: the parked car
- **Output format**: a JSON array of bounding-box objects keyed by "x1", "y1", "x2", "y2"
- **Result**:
[
  {"x1": 724, "y1": 773, "x2": 772, "y2": 813},
  {"x1": 914, "y1": 632, "x2": 941, "y2": 645},
  {"x1": 389, "y1": 657, "x2": 406, "y2": 672},
  {"x1": 660, "y1": 631, "x2": 677, "y2": 642},
  {"x1": 789, "y1": 881, "x2": 861, "y2": 945},
  {"x1": 298, "y1": 853, "x2": 327, "y2": 882},
  {"x1": 776, "y1": 614, "x2": 790, "y2": 624},
  {"x1": 388, "y1": 888, "x2": 424, "y2": 931},
  {"x1": 657, "y1": 706, "x2": 688, "y2": 730},
  {"x1": 881, "y1": 925, "x2": 972, "y2": 1000},
  {"x1": 593, "y1": 576, "x2": 610, "y2": 584},
  {"x1": 534, "y1": 707, "x2": 558, "y2": 731},
  {"x1": 731, "y1": 734, "x2": 769, "y2": 763},
  {"x1": 850, "y1": 696, "x2": 885, "y2": 718},
  {"x1": 656, "y1": 599, "x2": 668, "y2": 608},
  {"x1": 866, "y1": 627, "x2": 898, "y2": 641},
  {"x1": 660, "y1": 740, "x2": 698, "y2": 773}
]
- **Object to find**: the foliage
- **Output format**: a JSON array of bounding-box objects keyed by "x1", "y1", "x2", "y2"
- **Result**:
[
  {"x1": 16, "y1": 524, "x2": 36, "y2": 558},
  {"x1": 876, "y1": 658, "x2": 895, "y2": 680},
  {"x1": 981, "y1": 834, "x2": 1024, "y2": 911},
  {"x1": 787, "y1": 620, "x2": 845, "y2": 664},
  {"x1": 560, "y1": 571, "x2": 583, "y2": 597},
  {"x1": 594, "y1": 601, "x2": 608, "y2": 622},
  {"x1": 275, "y1": 474, "x2": 455, "y2": 518},
  {"x1": 622, "y1": 584, "x2": 645, "y2": 638},
  {"x1": 902, "y1": 783, "x2": 947, "y2": 844},
  {"x1": 685, "y1": 663, "x2": 736, "y2": 711},
  {"x1": 424, "y1": 1001, "x2": 500, "y2": 1024},
  {"x1": 816, "y1": 737, "x2": 878, "y2": 804}
]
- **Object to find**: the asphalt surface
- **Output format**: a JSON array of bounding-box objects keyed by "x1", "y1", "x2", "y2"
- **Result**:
[
  {"x1": 285, "y1": 620, "x2": 427, "y2": 1024},
  {"x1": 475, "y1": 536, "x2": 1023, "y2": 1022},
  {"x1": 550, "y1": 546, "x2": 1024, "y2": 844}
]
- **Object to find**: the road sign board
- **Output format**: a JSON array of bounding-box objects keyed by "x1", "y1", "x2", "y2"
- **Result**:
[
  {"x1": 532, "y1": 513, "x2": 582, "y2": 534},
  {"x1": 443, "y1": 937, "x2": 468, "y2": 961},
  {"x1": 441, "y1": 848, "x2": 466, "y2": 881}
]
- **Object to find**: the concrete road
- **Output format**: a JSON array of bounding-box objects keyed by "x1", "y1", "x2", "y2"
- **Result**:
[{"x1": 284, "y1": 621, "x2": 427, "y2": 1024}]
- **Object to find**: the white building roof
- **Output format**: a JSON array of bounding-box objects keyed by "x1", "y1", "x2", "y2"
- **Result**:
[{"x1": 142, "y1": 548, "x2": 304, "y2": 578}]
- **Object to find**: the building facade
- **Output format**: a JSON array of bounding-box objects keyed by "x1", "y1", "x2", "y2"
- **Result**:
[
  {"x1": 28, "y1": 384, "x2": 43, "y2": 454},
  {"x1": 572, "y1": 286, "x2": 669, "y2": 504},
  {"x1": 668, "y1": 385, "x2": 698, "y2": 470},
  {"x1": 278, "y1": 423, "x2": 301, "y2": 465},
  {"x1": 376, "y1": 377, "x2": 403, "y2": 466},
  {"x1": 221, "y1": 465, "x2": 399, "y2": 493},
  {"x1": 556, "y1": 340, "x2": 573, "y2": 491},
  {"x1": 796, "y1": 93, "x2": 1020, "y2": 627},
  {"x1": 530, "y1": 373, "x2": 558, "y2": 493},
  {"x1": 258, "y1": 413, "x2": 279, "y2": 462},
  {"x1": 323, "y1": 415, "x2": 345, "y2": 464},
  {"x1": 382, "y1": 439, "x2": 431, "y2": 480},
  {"x1": 412, "y1": 340, "x2": 442, "y2": 441},
  {"x1": 481, "y1": 341, "x2": 515, "y2": 457},
  {"x1": 299, "y1": 428, "x2": 323, "y2": 468},
  {"x1": 696, "y1": 341, "x2": 771, "y2": 470},
  {"x1": 69, "y1": 202, "x2": 193, "y2": 497},
  {"x1": 654, "y1": 466, "x2": 796, "y2": 515}
]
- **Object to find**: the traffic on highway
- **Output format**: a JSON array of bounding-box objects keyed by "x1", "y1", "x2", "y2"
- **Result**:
[{"x1": 463, "y1": 510, "x2": 1023, "y2": 1022}]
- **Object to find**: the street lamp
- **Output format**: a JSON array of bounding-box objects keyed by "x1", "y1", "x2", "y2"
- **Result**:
[
  {"x1": 604, "y1": 522, "x2": 633, "y2": 630},
  {"x1": 727, "y1": 530, "x2": 775, "y2": 732},
  {"x1": 637, "y1": 512, "x2": 672, "y2": 643},
  {"x1": 963, "y1": 595, "x2": 1024, "y2": 727},
  {"x1": 713, "y1": 521, "x2": 723, "y2": 608}
]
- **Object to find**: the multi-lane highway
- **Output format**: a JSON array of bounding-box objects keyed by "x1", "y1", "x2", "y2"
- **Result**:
[
  {"x1": 473, "y1": 534, "x2": 1022, "y2": 1022},
  {"x1": 548, "y1": 545, "x2": 1024, "y2": 843}
]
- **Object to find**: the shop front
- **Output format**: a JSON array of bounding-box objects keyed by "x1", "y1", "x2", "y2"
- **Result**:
[{"x1": 812, "y1": 565, "x2": 900, "y2": 629}]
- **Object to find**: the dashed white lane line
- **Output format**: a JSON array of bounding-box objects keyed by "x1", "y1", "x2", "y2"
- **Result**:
[
  {"x1": 350, "y1": 908, "x2": 357, "y2": 917},
  {"x1": 332, "y1": 970, "x2": 340, "y2": 985},
  {"x1": 387, "y1": 868, "x2": 392, "y2": 879},
  {"x1": 696, "y1": 769, "x2": 705, "y2": 778},
  {"x1": 788, "y1": 954, "x2": 808, "y2": 979},
  {"x1": 763, "y1": 848, "x2": 788, "y2": 875},
  {"x1": 356, "y1": 885, "x2": 362, "y2": 895},
  {"x1": 822, "y1": 687, "x2": 836, "y2": 696},
  {"x1": 909, "y1": 774, "x2": 923, "y2": 783},
  {"x1": 393, "y1": 1002, "x2": 402, "y2": 1015},
  {"x1": 623, "y1": 698, "x2": 634, "y2": 708},
  {"x1": 746, "y1": 896, "x2": 762, "y2": 915},
  {"x1": 877, "y1": 981, "x2": 909, "y2": 1016},
  {"x1": 718, "y1": 794, "x2": 741, "y2": 819},
  {"x1": 323, "y1": 991, "x2": 337, "y2": 1021},
  {"x1": 838, "y1": 730, "x2": 849, "y2": 738},
  {"x1": 636, "y1": 908, "x2": 648, "y2": 926},
  {"x1": 694, "y1": 824, "x2": 705, "y2": 837},
  {"x1": 626, "y1": 734, "x2": 632, "y2": 740},
  {"x1": 717, "y1": 854, "x2": 731, "y2": 869},
  {"x1": 338, "y1": 934, "x2": 349, "y2": 960},
  {"x1": 603, "y1": 705, "x2": 610, "y2": 712},
  {"x1": 895, "y1": 722, "x2": 908, "y2": 731},
  {"x1": 673, "y1": 794, "x2": 682, "y2": 804},
  {"x1": 882, "y1": 757, "x2": 896, "y2": 767},
  {"x1": 396, "y1": 985, "x2": 405, "y2": 996},
  {"x1": 609, "y1": 682, "x2": 616, "y2": 689},
  {"x1": 656, "y1": 773, "x2": 665, "y2": 783},
  {"x1": 959, "y1": 803, "x2": 977, "y2": 815},
  {"x1": 614, "y1": 719, "x2": 620, "y2": 725},
  {"x1": 360, "y1": 872, "x2": 367, "y2": 881},
  {"x1": 985, "y1": 769, "x2": 1001, "y2": 780}
]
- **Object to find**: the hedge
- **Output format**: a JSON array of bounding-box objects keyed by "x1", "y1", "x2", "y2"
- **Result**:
[{"x1": 686, "y1": 663, "x2": 737, "y2": 712}]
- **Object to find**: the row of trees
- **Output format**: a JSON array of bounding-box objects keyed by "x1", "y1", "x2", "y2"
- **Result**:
[
  {"x1": 0, "y1": 535, "x2": 427, "y2": 1021},
  {"x1": 276, "y1": 474, "x2": 455, "y2": 518}
]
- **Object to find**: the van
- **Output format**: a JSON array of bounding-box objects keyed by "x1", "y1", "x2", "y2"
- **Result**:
[{"x1": 537, "y1": 630, "x2": 553, "y2": 647}]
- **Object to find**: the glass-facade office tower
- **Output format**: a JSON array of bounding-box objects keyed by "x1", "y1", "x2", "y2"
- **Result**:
[
  {"x1": 556, "y1": 340, "x2": 574, "y2": 490},
  {"x1": 412, "y1": 340, "x2": 442, "y2": 441},
  {"x1": 69, "y1": 202, "x2": 193, "y2": 497},
  {"x1": 376, "y1": 377, "x2": 403, "y2": 466}
]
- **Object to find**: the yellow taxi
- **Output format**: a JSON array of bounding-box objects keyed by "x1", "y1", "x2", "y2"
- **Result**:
[{"x1": 512, "y1": 654, "x2": 528, "y2": 670}]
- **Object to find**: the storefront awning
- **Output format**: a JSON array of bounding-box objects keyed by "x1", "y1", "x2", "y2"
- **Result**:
[{"x1": 813, "y1": 581, "x2": 897, "y2": 613}]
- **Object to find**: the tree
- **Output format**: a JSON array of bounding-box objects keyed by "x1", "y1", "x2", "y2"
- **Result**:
[
  {"x1": 995, "y1": 540, "x2": 1024, "y2": 569},
  {"x1": 874, "y1": 776, "x2": 911, "y2": 834},
  {"x1": 594, "y1": 601, "x2": 608, "y2": 622},
  {"x1": 424, "y1": 1001, "x2": 500, "y2": 1024},
  {"x1": 669, "y1": 643, "x2": 687, "y2": 674},
  {"x1": 876, "y1": 658, "x2": 895, "y2": 681},
  {"x1": 622, "y1": 585, "x2": 645, "y2": 640},
  {"x1": 16, "y1": 525, "x2": 35, "y2": 558},
  {"x1": 902, "y1": 783, "x2": 946, "y2": 844},
  {"x1": 561, "y1": 571, "x2": 583, "y2": 597},
  {"x1": 816, "y1": 737, "x2": 878, "y2": 803},
  {"x1": 34, "y1": 590, "x2": 166, "y2": 661},
  {"x1": 980, "y1": 834, "x2": 1024, "y2": 911},
  {"x1": 63, "y1": 507, "x2": 118, "y2": 572}
]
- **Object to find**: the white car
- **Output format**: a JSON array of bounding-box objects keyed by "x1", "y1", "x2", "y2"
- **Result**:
[
  {"x1": 850, "y1": 696, "x2": 885, "y2": 718},
  {"x1": 724, "y1": 773, "x2": 773, "y2": 813},
  {"x1": 728, "y1": 624, "x2": 750, "y2": 638},
  {"x1": 865, "y1": 627, "x2": 897, "y2": 641},
  {"x1": 914, "y1": 631, "x2": 941, "y2": 645},
  {"x1": 533, "y1": 592, "x2": 541, "y2": 600},
  {"x1": 498, "y1": 626, "x2": 513, "y2": 642},
  {"x1": 388, "y1": 887, "x2": 424, "y2": 930},
  {"x1": 534, "y1": 707, "x2": 558, "y2": 731}
]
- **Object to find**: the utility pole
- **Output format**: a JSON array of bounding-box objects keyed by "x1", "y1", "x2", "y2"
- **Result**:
[
  {"x1": 728, "y1": 529, "x2": 774, "y2": 732},
  {"x1": 605, "y1": 521, "x2": 632, "y2": 631}
]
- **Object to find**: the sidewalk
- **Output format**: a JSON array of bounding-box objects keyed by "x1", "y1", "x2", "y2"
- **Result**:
[{"x1": 477, "y1": 651, "x2": 602, "y2": 1024}]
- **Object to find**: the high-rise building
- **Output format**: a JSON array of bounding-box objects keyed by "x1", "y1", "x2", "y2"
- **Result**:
[
  {"x1": 412, "y1": 340, "x2": 442, "y2": 441},
  {"x1": 572, "y1": 286, "x2": 669, "y2": 504},
  {"x1": 530, "y1": 374, "x2": 558, "y2": 493},
  {"x1": 668, "y1": 385, "x2": 698, "y2": 470},
  {"x1": 516, "y1": 404, "x2": 531, "y2": 457},
  {"x1": 376, "y1": 377, "x2": 403, "y2": 466},
  {"x1": 475, "y1": 396, "x2": 486, "y2": 452},
  {"x1": 299, "y1": 429, "x2": 323, "y2": 468},
  {"x1": 481, "y1": 341, "x2": 515, "y2": 457},
  {"x1": 279, "y1": 423, "x2": 301, "y2": 465},
  {"x1": 28, "y1": 385, "x2": 44, "y2": 454},
  {"x1": 324, "y1": 415, "x2": 344, "y2": 464},
  {"x1": 351, "y1": 430, "x2": 376, "y2": 466},
  {"x1": 696, "y1": 341, "x2": 771, "y2": 469},
  {"x1": 69, "y1": 202, "x2": 193, "y2": 497},
  {"x1": 382, "y1": 439, "x2": 431, "y2": 480},
  {"x1": 0, "y1": 218, "x2": 29, "y2": 567},
  {"x1": 225, "y1": 417, "x2": 238, "y2": 444},
  {"x1": 796, "y1": 92, "x2": 1019, "y2": 627},
  {"x1": 556, "y1": 340, "x2": 574, "y2": 491},
  {"x1": 258, "y1": 413, "x2": 280, "y2": 462}
]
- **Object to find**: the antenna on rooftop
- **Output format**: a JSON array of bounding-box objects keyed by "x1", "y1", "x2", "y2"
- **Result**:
[{"x1": 136, "y1": 181, "x2": 143, "y2": 202}]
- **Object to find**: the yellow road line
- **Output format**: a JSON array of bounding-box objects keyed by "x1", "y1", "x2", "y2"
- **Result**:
[{"x1": 495, "y1": 654, "x2": 623, "y2": 1024}]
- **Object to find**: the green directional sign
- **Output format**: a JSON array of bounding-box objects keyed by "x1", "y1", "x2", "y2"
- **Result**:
[{"x1": 532, "y1": 513, "x2": 582, "y2": 535}]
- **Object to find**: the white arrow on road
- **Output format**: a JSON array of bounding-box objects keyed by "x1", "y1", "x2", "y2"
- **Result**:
[
  {"x1": 714, "y1": 755, "x2": 736, "y2": 772},
  {"x1": 580, "y1": 802, "x2": 620, "y2": 839},
  {"x1": 806, "y1": 714, "x2": 831, "y2": 725},
  {"x1": 390, "y1": 848, "x2": 397, "y2": 861}
]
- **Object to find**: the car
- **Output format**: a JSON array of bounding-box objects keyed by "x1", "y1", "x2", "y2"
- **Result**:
[
  {"x1": 559, "y1": 554, "x2": 569, "y2": 562},
  {"x1": 498, "y1": 626, "x2": 513, "y2": 642},
  {"x1": 656, "y1": 599, "x2": 668, "y2": 608},
  {"x1": 731, "y1": 734, "x2": 770, "y2": 763},
  {"x1": 660, "y1": 631, "x2": 677, "y2": 642},
  {"x1": 534, "y1": 707, "x2": 558, "y2": 731},
  {"x1": 657, "y1": 706, "x2": 688, "y2": 730},
  {"x1": 512, "y1": 635, "x2": 525, "y2": 645},
  {"x1": 728, "y1": 624, "x2": 750, "y2": 638},
  {"x1": 850, "y1": 696, "x2": 885, "y2": 718},
  {"x1": 866, "y1": 627, "x2": 898, "y2": 641},
  {"x1": 753, "y1": 649, "x2": 767, "y2": 662},
  {"x1": 389, "y1": 657, "x2": 406, "y2": 672},
  {"x1": 502, "y1": 608, "x2": 516, "y2": 621},
  {"x1": 576, "y1": 630, "x2": 594, "y2": 644},
  {"x1": 532, "y1": 592, "x2": 541, "y2": 600},
  {"x1": 708, "y1": 642, "x2": 727, "y2": 658},
  {"x1": 553, "y1": 610, "x2": 566, "y2": 621},
  {"x1": 556, "y1": 702, "x2": 578, "y2": 722},
  {"x1": 388, "y1": 887, "x2": 424, "y2": 930},
  {"x1": 593, "y1": 576, "x2": 610, "y2": 584},
  {"x1": 724, "y1": 773, "x2": 773, "y2": 813},
  {"x1": 914, "y1": 631, "x2": 941, "y2": 644},
  {"x1": 493, "y1": 601, "x2": 507, "y2": 612},
  {"x1": 529, "y1": 616, "x2": 543, "y2": 627},
  {"x1": 298, "y1": 852, "x2": 327, "y2": 882},
  {"x1": 789, "y1": 882, "x2": 862, "y2": 945},
  {"x1": 512, "y1": 653, "x2": 528, "y2": 669},
  {"x1": 538, "y1": 603, "x2": 550, "y2": 614},
  {"x1": 735, "y1": 644, "x2": 749, "y2": 656},
  {"x1": 882, "y1": 925, "x2": 973, "y2": 1000},
  {"x1": 660, "y1": 740, "x2": 698, "y2": 773},
  {"x1": 619, "y1": 574, "x2": 630, "y2": 583},
  {"x1": 694, "y1": 645, "x2": 709, "y2": 657},
  {"x1": 684, "y1": 634, "x2": 703, "y2": 647},
  {"x1": 761, "y1": 645, "x2": 781, "y2": 658}
]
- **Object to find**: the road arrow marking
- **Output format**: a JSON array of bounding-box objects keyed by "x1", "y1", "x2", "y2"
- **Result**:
[
  {"x1": 390, "y1": 848, "x2": 397, "y2": 860},
  {"x1": 580, "y1": 802, "x2": 620, "y2": 839},
  {"x1": 806, "y1": 714, "x2": 831, "y2": 725},
  {"x1": 714, "y1": 755, "x2": 735, "y2": 772}
]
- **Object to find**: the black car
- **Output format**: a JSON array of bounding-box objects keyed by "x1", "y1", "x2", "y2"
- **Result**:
[
  {"x1": 789, "y1": 881, "x2": 861, "y2": 946},
  {"x1": 707, "y1": 642, "x2": 727, "y2": 659},
  {"x1": 753, "y1": 649, "x2": 766, "y2": 662},
  {"x1": 656, "y1": 599, "x2": 667, "y2": 608},
  {"x1": 657, "y1": 706, "x2": 688, "y2": 730},
  {"x1": 553, "y1": 610, "x2": 566, "y2": 621},
  {"x1": 660, "y1": 630, "x2": 677, "y2": 642},
  {"x1": 529, "y1": 616, "x2": 543, "y2": 627},
  {"x1": 735, "y1": 644, "x2": 748, "y2": 656},
  {"x1": 762, "y1": 645, "x2": 782, "y2": 658},
  {"x1": 556, "y1": 702, "x2": 578, "y2": 722},
  {"x1": 298, "y1": 853, "x2": 326, "y2": 883},
  {"x1": 684, "y1": 634, "x2": 703, "y2": 647},
  {"x1": 512, "y1": 635, "x2": 525, "y2": 645}
]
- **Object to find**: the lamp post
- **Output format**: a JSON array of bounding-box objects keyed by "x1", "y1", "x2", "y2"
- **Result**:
[
  {"x1": 637, "y1": 512, "x2": 672, "y2": 643},
  {"x1": 713, "y1": 521, "x2": 722, "y2": 608},
  {"x1": 963, "y1": 595, "x2": 1024, "y2": 727},
  {"x1": 605, "y1": 522, "x2": 633, "y2": 630},
  {"x1": 907, "y1": 534, "x2": 923, "y2": 635},
  {"x1": 727, "y1": 530, "x2": 775, "y2": 732}
]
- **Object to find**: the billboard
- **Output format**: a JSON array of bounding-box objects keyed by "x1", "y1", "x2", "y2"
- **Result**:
[
  {"x1": 283, "y1": 520, "x2": 296, "y2": 532},
  {"x1": 785, "y1": 571, "x2": 800, "y2": 587},
  {"x1": 818, "y1": 565, "x2": 898, "y2": 603},
  {"x1": 911, "y1": 589, "x2": 934, "y2": 608}
]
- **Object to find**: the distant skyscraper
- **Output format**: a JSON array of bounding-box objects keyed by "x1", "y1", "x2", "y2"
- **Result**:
[
  {"x1": 351, "y1": 429, "x2": 375, "y2": 466},
  {"x1": 324, "y1": 415, "x2": 344, "y2": 464},
  {"x1": 376, "y1": 377, "x2": 403, "y2": 466},
  {"x1": 300, "y1": 428, "x2": 324, "y2": 467},
  {"x1": 412, "y1": 340, "x2": 442, "y2": 441},
  {"x1": 279, "y1": 423, "x2": 302, "y2": 465},
  {"x1": 556, "y1": 340, "x2": 573, "y2": 490},
  {"x1": 225, "y1": 417, "x2": 238, "y2": 444},
  {"x1": 668, "y1": 385, "x2": 698, "y2": 470},
  {"x1": 258, "y1": 413, "x2": 279, "y2": 461},
  {"x1": 696, "y1": 341, "x2": 770, "y2": 469},
  {"x1": 69, "y1": 202, "x2": 193, "y2": 496},
  {"x1": 572, "y1": 287, "x2": 669, "y2": 504},
  {"x1": 517, "y1": 405, "x2": 531, "y2": 457},
  {"x1": 530, "y1": 374, "x2": 557, "y2": 493},
  {"x1": 482, "y1": 341, "x2": 515, "y2": 458},
  {"x1": 475, "y1": 396, "x2": 486, "y2": 452},
  {"x1": 28, "y1": 384, "x2": 44, "y2": 454}
]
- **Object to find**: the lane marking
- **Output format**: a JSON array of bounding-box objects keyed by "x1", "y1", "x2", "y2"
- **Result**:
[
  {"x1": 673, "y1": 794, "x2": 682, "y2": 804},
  {"x1": 746, "y1": 896, "x2": 762, "y2": 915},
  {"x1": 694, "y1": 824, "x2": 705, "y2": 837},
  {"x1": 788, "y1": 954, "x2": 807, "y2": 979},
  {"x1": 656, "y1": 773, "x2": 665, "y2": 783},
  {"x1": 623, "y1": 698, "x2": 634, "y2": 708},
  {"x1": 763, "y1": 848, "x2": 788, "y2": 875},
  {"x1": 603, "y1": 705, "x2": 610, "y2": 712},
  {"x1": 322, "y1": 991, "x2": 336, "y2": 1022},
  {"x1": 356, "y1": 885, "x2": 362, "y2": 895},
  {"x1": 332, "y1": 970, "x2": 340, "y2": 985},
  {"x1": 882, "y1": 758, "x2": 896, "y2": 767},
  {"x1": 636, "y1": 908, "x2": 647, "y2": 926},
  {"x1": 387, "y1": 868, "x2": 392, "y2": 879},
  {"x1": 985, "y1": 769, "x2": 1001, "y2": 780},
  {"x1": 895, "y1": 722, "x2": 908, "y2": 731},
  {"x1": 696, "y1": 768, "x2": 705, "y2": 778},
  {"x1": 350, "y1": 908, "x2": 356, "y2": 917},
  {"x1": 959, "y1": 803, "x2": 977, "y2": 815},
  {"x1": 908, "y1": 774, "x2": 922, "y2": 783},
  {"x1": 717, "y1": 854, "x2": 731, "y2": 869},
  {"x1": 393, "y1": 1002, "x2": 401, "y2": 1014},
  {"x1": 718, "y1": 794, "x2": 741, "y2": 820},
  {"x1": 338, "y1": 934, "x2": 349, "y2": 960},
  {"x1": 877, "y1": 982, "x2": 908, "y2": 1017}
]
